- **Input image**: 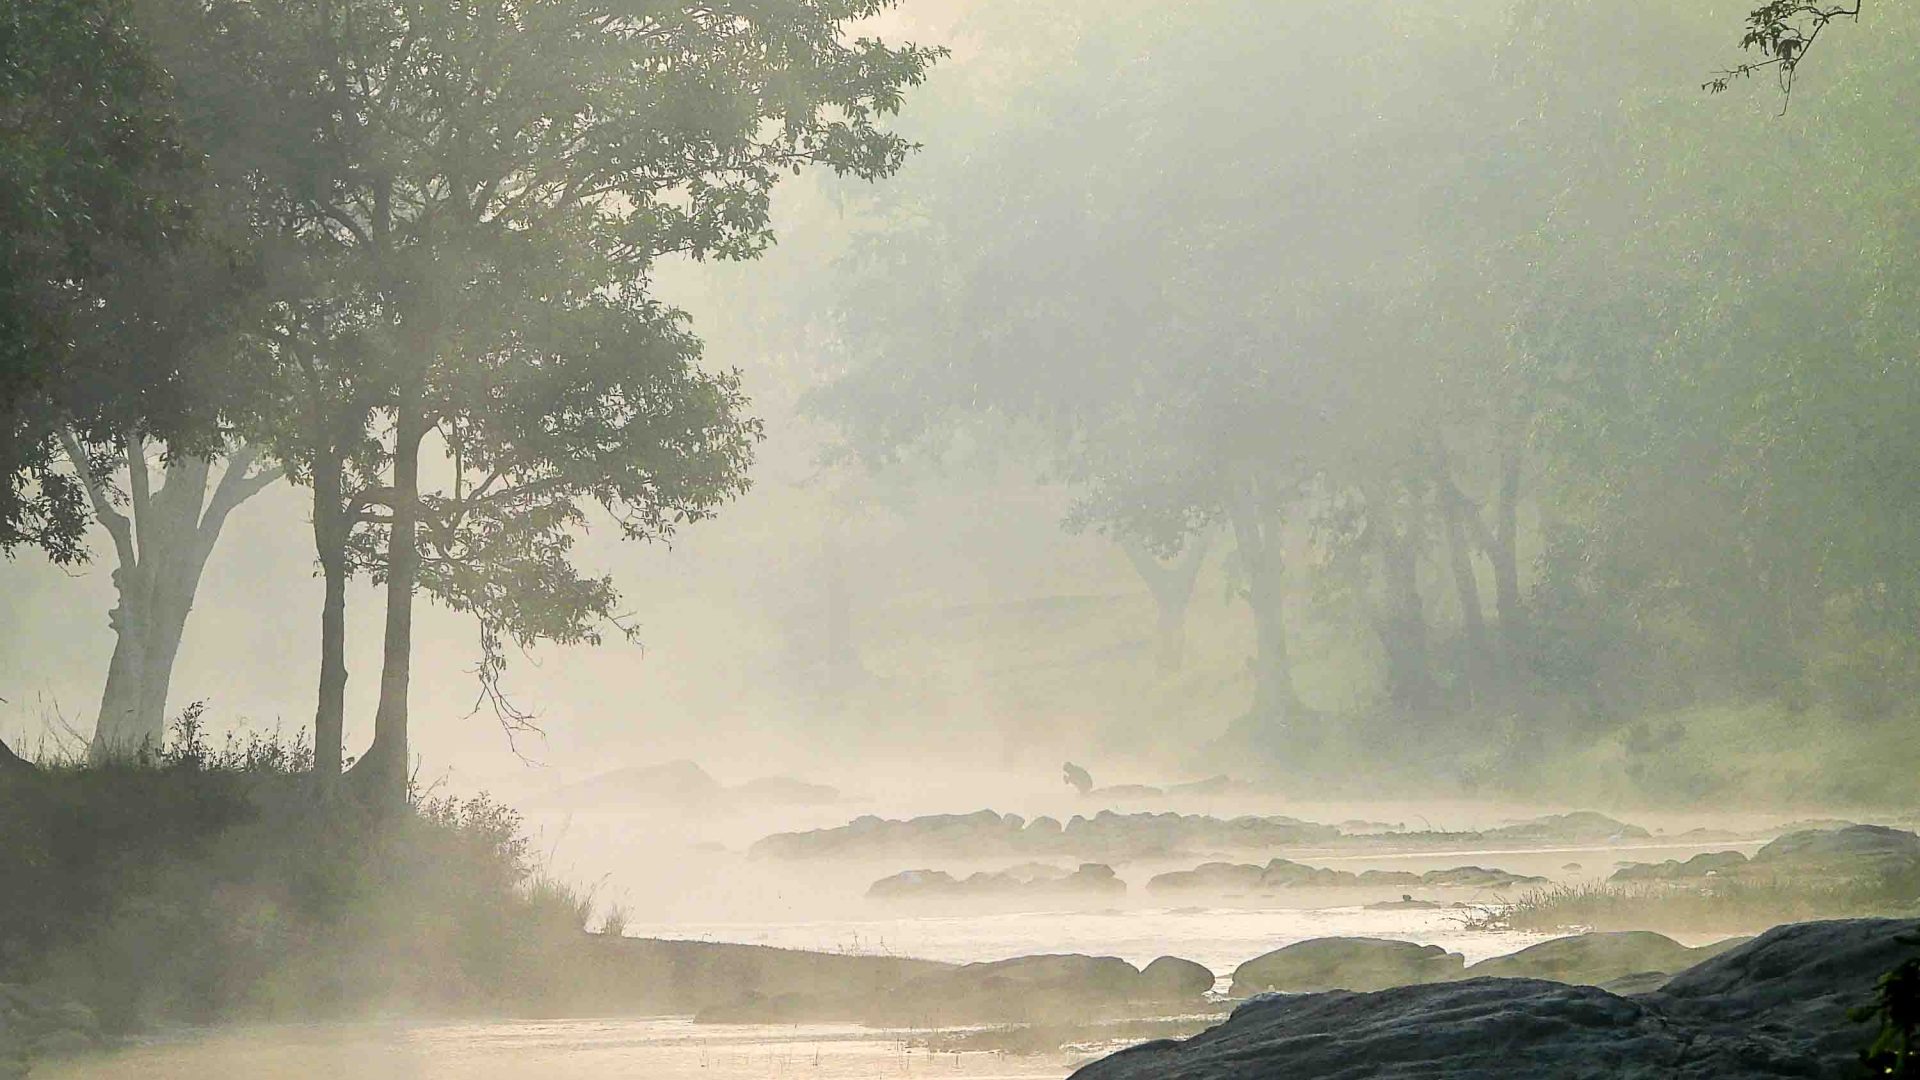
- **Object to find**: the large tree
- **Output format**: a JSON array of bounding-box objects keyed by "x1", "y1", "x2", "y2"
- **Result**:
[{"x1": 152, "y1": 0, "x2": 940, "y2": 804}]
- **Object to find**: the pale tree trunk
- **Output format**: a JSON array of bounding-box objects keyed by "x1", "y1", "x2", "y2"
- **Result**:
[
  {"x1": 58, "y1": 431, "x2": 280, "y2": 762},
  {"x1": 1226, "y1": 476, "x2": 1299, "y2": 722},
  {"x1": 350, "y1": 401, "x2": 426, "y2": 810},
  {"x1": 1119, "y1": 533, "x2": 1209, "y2": 675}
]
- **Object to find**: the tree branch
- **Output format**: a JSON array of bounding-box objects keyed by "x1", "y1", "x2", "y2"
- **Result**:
[{"x1": 55, "y1": 426, "x2": 136, "y2": 569}]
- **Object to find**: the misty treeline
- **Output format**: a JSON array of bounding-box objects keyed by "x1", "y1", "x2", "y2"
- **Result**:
[
  {"x1": 794, "y1": 0, "x2": 1917, "y2": 774},
  {"x1": 1, "y1": 0, "x2": 939, "y2": 800}
]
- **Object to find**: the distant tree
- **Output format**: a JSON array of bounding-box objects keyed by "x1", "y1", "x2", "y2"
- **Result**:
[{"x1": 155, "y1": 0, "x2": 940, "y2": 805}]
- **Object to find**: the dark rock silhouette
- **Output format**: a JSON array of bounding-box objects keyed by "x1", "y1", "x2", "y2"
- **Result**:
[{"x1": 1071, "y1": 919, "x2": 1920, "y2": 1079}]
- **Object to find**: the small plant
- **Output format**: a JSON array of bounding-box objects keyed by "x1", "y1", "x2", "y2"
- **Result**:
[{"x1": 1853, "y1": 936, "x2": 1920, "y2": 1078}]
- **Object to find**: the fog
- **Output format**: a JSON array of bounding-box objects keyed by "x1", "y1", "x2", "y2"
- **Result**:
[{"x1": 5, "y1": 0, "x2": 1919, "y2": 1075}]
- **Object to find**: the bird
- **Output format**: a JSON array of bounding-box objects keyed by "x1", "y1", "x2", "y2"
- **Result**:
[{"x1": 1062, "y1": 761, "x2": 1092, "y2": 796}]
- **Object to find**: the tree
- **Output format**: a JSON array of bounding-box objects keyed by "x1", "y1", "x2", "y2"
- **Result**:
[
  {"x1": 56, "y1": 434, "x2": 280, "y2": 759},
  {"x1": 155, "y1": 0, "x2": 940, "y2": 805}
]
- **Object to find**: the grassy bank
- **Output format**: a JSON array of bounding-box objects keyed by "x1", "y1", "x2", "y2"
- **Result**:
[
  {"x1": 0, "y1": 718, "x2": 597, "y2": 1036},
  {"x1": 1467, "y1": 874, "x2": 1920, "y2": 936}
]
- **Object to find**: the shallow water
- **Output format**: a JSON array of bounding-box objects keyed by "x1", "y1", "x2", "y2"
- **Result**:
[
  {"x1": 36, "y1": 1018, "x2": 1090, "y2": 1079},
  {"x1": 41, "y1": 794, "x2": 1767, "y2": 1077}
]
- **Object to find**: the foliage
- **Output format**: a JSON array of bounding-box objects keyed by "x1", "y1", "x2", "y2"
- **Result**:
[
  {"x1": 1854, "y1": 940, "x2": 1920, "y2": 1079},
  {"x1": 0, "y1": 710, "x2": 588, "y2": 1031},
  {"x1": 0, "y1": 0, "x2": 222, "y2": 561}
]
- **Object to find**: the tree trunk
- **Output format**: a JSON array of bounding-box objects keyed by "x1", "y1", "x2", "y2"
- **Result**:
[
  {"x1": 1120, "y1": 534, "x2": 1209, "y2": 675},
  {"x1": 312, "y1": 451, "x2": 350, "y2": 792},
  {"x1": 352, "y1": 403, "x2": 426, "y2": 810},
  {"x1": 79, "y1": 445, "x2": 277, "y2": 763},
  {"x1": 1226, "y1": 479, "x2": 1298, "y2": 721},
  {"x1": 1371, "y1": 501, "x2": 1435, "y2": 712},
  {"x1": 1490, "y1": 442, "x2": 1524, "y2": 657},
  {"x1": 1433, "y1": 444, "x2": 1492, "y2": 705}
]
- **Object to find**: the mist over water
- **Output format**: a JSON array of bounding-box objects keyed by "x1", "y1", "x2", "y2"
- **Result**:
[{"x1": 7, "y1": 0, "x2": 1920, "y2": 1076}]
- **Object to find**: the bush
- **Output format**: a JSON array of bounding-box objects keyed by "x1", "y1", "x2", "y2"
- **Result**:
[{"x1": 0, "y1": 712, "x2": 589, "y2": 1033}]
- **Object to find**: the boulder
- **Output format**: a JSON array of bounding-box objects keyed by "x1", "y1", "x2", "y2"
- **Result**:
[
  {"x1": 872, "y1": 954, "x2": 1148, "y2": 1025},
  {"x1": 1609, "y1": 850, "x2": 1748, "y2": 882},
  {"x1": 868, "y1": 862, "x2": 1124, "y2": 901},
  {"x1": 1418, "y1": 866, "x2": 1547, "y2": 889},
  {"x1": 1485, "y1": 811, "x2": 1652, "y2": 843},
  {"x1": 1230, "y1": 938, "x2": 1465, "y2": 995},
  {"x1": 1751, "y1": 824, "x2": 1920, "y2": 865},
  {"x1": 1070, "y1": 918, "x2": 1920, "y2": 1079},
  {"x1": 1148, "y1": 862, "x2": 1266, "y2": 893},
  {"x1": 1466, "y1": 931, "x2": 1704, "y2": 985},
  {"x1": 1139, "y1": 957, "x2": 1216, "y2": 1002}
]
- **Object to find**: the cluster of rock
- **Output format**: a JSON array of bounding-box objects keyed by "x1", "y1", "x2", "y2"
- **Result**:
[
  {"x1": 696, "y1": 952, "x2": 1220, "y2": 1027},
  {"x1": 1609, "y1": 823, "x2": 1920, "y2": 884},
  {"x1": 1071, "y1": 919, "x2": 1920, "y2": 1079},
  {"x1": 867, "y1": 862, "x2": 1125, "y2": 901},
  {"x1": 1, "y1": 985, "x2": 102, "y2": 1079},
  {"x1": 753, "y1": 808, "x2": 1656, "y2": 862},
  {"x1": 749, "y1": 809, "x2": 1340, "y2": 861},
  {"x1": 1224, "y1": 930, "x2": 1744, "y2": 997},
  {"x1": 1148, "y1": 858, "x2": 1546, "y2": 894}
]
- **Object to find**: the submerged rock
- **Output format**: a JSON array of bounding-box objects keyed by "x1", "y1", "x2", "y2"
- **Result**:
[
  {"x1": 1229, "y1": 938, "x2": 1465, "y2": 995},
  {"x1": 1071, "y1": 919, "x2": 1920, "y2": 1079}
]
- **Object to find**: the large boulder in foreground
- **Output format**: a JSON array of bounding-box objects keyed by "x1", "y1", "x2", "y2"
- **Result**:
[
  {"x1": 1071, "y1": 918, "x2": 1920, "y2": 1079},
  {"x1": 1230, "y1": 938, "x2": 1464, "y2": 995}
]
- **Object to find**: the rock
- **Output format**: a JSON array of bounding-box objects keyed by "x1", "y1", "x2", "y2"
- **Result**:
[
  {"x1": 1484, "y1": 811, "x2": 1652, "y2": 843},
  {"x1": 1354, "y1": 868, "x2": 1425, "y2": 886},
  {"x1": 1230, "y1": 938, "x2": 1465, "y2": 995},
  {"x1": 866, "y1": 868, "x2": 960, "y2": 898},
  {"x1": 873, "y1": 954, "x2": 1148, "y2": 1025},
  {"x1": 755, "y1": 809, "x2": 1339, "y2": 861},
  {"x1": 1751, "y1": 823, "x2": 1920, "y2": 865},
  {"x1": 1365, "y1": 895, "x2": 1443, "y2": 911},
  {"x1": 1140, "y1": 957, "x2": 1216, "y2": 1001},
  {"x1": 867, "y1": 862, "x2": 1124, "y2": 901},
  {"x1": 1418, "y1": 866, "x2": 1547, "y2": 888},
  {"x1": 1149, "y1": 859, "x2": 1538, "y2": 894},
  {"x1": 1466, "y1": 931, "x2": 1704, "y2": 985},
  {"x1": 1610, "y1": 850, "x2": 1747, "y2": 882},
  {"x1": 1071, "y1": 919, "x2": 1920, "y2": 1079},
  {"x1": 1148, "y1": 862, "x2": 1267, "y2": 893}
]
